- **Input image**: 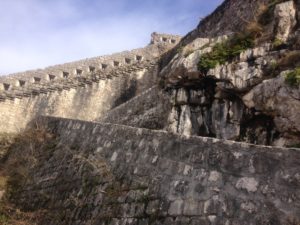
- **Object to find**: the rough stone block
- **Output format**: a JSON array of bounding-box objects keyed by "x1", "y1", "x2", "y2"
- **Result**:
[
  {"x1": 183, "y1": 199, "x2": 201, "y2": 216},
  {"x1": 168, "y1": 199, "x2": 184, "y2": 216},
  {"x1": 235, "y1": 177, "x2": 258, "y2": 193}
]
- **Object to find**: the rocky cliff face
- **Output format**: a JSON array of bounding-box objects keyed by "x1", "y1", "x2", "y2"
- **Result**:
[
  {"x1": 159, "y1": 0, "x2": 300, "y2": 147},
  {"x1": 1, "y1": 1, "x2": 300, "y2": 225}
]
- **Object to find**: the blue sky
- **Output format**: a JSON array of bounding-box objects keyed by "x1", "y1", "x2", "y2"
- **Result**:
[{"x1": 0, "y1": 0, "x2": 223, "y2": 75}]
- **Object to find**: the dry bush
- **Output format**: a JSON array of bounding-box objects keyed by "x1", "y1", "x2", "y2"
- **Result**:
[
  {"x1": 0, "y1": 128, "x2": 54, "y2": 225},
  {"x1": 245, "y1": 21, "x2": 264, "y2": 38},
  {"x1": 287, "y1": 216, "x2": 300, "y2": 225},
  {"x1": 0, "y1": 134, "x2": 16, "y2": 163},
  {"x1": 245, "y1": 0, "x2": 290, "y2": 44},
  {"x1": 277, "y1": 51, "x2": 300, "y2": 69},
  {"x1": 291, "y1": 35, "x2": 300, "y2": 50},
  {"x1": 0, "y1": 201, "x2": 48, "y2": 225},
  {"x1": 4, "y1": 128, "x2": 55, "y2": 200},
  {"x1": 264, "y1": 51, "x2": 300, "y2": 77}
]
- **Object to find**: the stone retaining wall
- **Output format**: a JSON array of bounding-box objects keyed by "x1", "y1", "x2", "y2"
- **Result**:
[{"x1": 14, "y1": 116, "x2": 300, "y2": 225}]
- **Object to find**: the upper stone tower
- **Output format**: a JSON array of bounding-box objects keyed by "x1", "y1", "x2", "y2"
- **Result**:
[{"x1": 150, "y1": 32, "x2": 181, "y2": 45}]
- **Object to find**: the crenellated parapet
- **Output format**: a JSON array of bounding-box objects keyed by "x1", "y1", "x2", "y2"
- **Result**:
[
  {"x1": 0, "y1": 33, "x2": 181, "y2": 94},
  {"x1": 150, "y1": 32, "x2": 181, "y2": 45},
  {"x1": 0, "y1": 59, "x2": 158, "y2": 102}
]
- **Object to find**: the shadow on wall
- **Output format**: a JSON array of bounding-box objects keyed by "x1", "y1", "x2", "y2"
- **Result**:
[{"x1": 113, "y1": 78, "x2": 137, "y2": 108}]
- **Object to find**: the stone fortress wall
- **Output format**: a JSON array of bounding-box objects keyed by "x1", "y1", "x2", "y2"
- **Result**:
[
  {"x1": 18, "y1": 116, "x2": 300, "y2": 225},
  {"x1": 0, "y1": 33, "x2": 181, "y2": 133}
]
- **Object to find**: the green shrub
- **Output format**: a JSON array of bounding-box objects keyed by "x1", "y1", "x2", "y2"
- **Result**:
[
  {"x1": 265, "y1": 60, "x2": 279, "y2": 77},
  {"x1": 285, "y1": 68, "x2": 300, "y2": 87},
  {"x1": 198, "y1": 34, "x2": 255, "y2": 73},
  {"x1": 0, "y1": 213, "x2": 9, "y2": 225},
  {"x1": 184, "y1": 49, "x2": 194, "y2": 58},
  {"x1": 273, "y1": 38, "x2": 284, "y2": 48},
  {"x1": 176, "y1": 46, "x2": 183, "y2": 54}
]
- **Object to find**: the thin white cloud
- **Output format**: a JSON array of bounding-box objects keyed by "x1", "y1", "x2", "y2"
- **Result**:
[{"x1": 0, "y1": 0, "x2": 223, "y2": 75}]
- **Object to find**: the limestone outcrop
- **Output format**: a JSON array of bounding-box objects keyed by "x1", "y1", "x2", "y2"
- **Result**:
[
  {"x1": 274, "y1": 0, "x2": 297, "y2": 42},
  {"x1": 243, "y1": 73, "x2": 300, "y2": 146},
  {"x1": 158, "y1": 0, "x2": 300, "y2": 147}
]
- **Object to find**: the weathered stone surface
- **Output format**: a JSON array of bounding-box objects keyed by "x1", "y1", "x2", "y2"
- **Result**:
[
  {"x1": 166, "y1": 85, "x2": 256, "y2": 142},
  {"x1": 168, "y1": 199, "x2": 184, "y2": 216},
  {"x1": 100, "y1": 86, "x2": 171, "y2": 130},
  {"x1": 11, "y1": 116, "x2": 300, "y2": 224},
  {"x1": 177, "y1": 105, "x2": 193, "y2": 136},
  {"x1": 210, "y1": 99, "x2": 241, "y2": 140},
  {"x1": 274, "y1": 1, "x2": 297, "y2": 42},
  {"x1": 158, "y1": 2, "x2": 299, "y2": 146},
  {"x1": 207, "y1": 45, "x2": 271, "y2": 91},
  {"x1": 243, "y1": 73, "x2": 300, "y2": 145},
  {"x1": 176, "y1": 88, "x2": 189, "y2": 105},
  {"x1": 235, "y1": 177, "x2": 259, "y2": 193},
  {"x1": 160, "y1": 36, "x2": 227, "y2": 86}
]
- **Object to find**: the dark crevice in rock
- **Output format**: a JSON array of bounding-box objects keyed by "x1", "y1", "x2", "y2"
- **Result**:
[
  {"x1": 176, "y1": 105, "x2": 182, "y2": 133},
  {"x1": 239, "y1": 113, "x2": 280, "y2": 145}
]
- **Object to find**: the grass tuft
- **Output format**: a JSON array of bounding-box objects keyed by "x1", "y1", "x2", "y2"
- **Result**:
[
  {"x1": 198, "y1": 34, "x2": 255, "y2": 73},
  {"x1": 285, "y1": 68, "x2": 300, "y2": 87}
]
